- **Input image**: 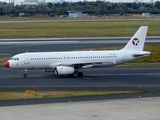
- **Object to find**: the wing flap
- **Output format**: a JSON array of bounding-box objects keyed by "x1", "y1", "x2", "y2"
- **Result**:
[{"x1": 59, "y1": 61, "x2": 116, "y2": 68}]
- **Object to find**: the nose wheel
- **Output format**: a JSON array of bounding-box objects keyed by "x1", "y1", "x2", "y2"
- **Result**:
[
  {"x1": 24, "y1": 69, "x2": 28, "y2": 78},
  {"x1": 24, "y1": 73, "x2": 28, "y2": 78}
]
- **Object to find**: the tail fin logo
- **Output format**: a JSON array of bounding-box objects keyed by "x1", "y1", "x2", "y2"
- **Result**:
[{"x1": 132, "y1": 38, "x2": 140, "y2": 46}]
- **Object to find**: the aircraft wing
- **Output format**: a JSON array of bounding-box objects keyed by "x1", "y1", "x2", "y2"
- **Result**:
[{"x1": 58, "y1": 61, "x2": 116, "y2": 69}]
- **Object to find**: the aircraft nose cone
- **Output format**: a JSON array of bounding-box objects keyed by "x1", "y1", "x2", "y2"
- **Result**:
[{"x1": 4, "y1": 61, "x2": 10, "y2": 68}]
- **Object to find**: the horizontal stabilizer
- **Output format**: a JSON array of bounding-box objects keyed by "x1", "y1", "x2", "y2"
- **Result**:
[{"x1": 133, "y1": 51, "x2": 151, "y2": 57}]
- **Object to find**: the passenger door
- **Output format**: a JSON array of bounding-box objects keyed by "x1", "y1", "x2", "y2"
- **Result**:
[{"x1": 24, "y1": 54, "x2": 29, "y2": 64}]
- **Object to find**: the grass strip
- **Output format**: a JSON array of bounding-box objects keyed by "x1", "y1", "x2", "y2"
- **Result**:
[
  {"x1": 0, "y1": 20, "x2": 160, "y2": 38},
  {"x1": 0, "y1": 57, "x2": 11, "y2": 66},
  {"x1": 118, "y1": 63, "x2": 160, "y2": 67},
  {"x1": 0, "y1": 90, "x2": 159, "y2": 102}
]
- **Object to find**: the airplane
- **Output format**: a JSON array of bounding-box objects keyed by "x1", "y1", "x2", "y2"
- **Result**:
[{"x1": 4, "y1": 26, "x2": 151, "y2": 78}]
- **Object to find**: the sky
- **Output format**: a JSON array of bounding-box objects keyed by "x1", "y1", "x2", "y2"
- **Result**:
[{"x1": 0, "y1": 0, "x2": 160, "y2": 3}]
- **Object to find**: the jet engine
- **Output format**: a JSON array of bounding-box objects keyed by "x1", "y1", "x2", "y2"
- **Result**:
[{"x1": 55, "y1": 66, "x2": 74, "y2": 75}]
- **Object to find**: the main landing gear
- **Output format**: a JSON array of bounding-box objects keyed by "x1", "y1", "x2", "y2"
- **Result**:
[
  {"x1": 74, "y1": 69, "x2": 83, "y2": 77},
  {"x1": 23, "y1": 69, "x2": 28, "y2": 78},
  {"x1": 77, "y1": 72, "x2": 83, "y2": 77}
]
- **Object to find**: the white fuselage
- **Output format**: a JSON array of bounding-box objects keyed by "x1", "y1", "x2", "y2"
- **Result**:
[{"x1": 8, "y1": 50, "x2": 149, "y2": 70}]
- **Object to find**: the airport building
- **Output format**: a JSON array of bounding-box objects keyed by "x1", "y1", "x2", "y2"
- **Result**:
[
  {"x1": 68, "y1": 11, "x2": 88, "y2": 18},
  {"x1": 14, "y1": 0, "x2": 45, "y2": 6}
]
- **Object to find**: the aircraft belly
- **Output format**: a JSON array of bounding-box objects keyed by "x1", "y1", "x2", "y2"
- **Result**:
[
  {"x1": 30, "y1": 62, "x2": 49, "y2": 69},
  {"x1": 93, "y1": 61, "x2": 115, "y2": 67}
]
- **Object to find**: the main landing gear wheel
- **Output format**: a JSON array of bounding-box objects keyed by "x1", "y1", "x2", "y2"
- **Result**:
[{"x1": 77, "y1": 72, "x2": 83, "y2": 77}]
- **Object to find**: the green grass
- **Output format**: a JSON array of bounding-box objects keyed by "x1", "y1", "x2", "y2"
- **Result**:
[
  {"x1": 0, "y1": 90, "x2": 158, "y2": 102},
  {"x1": 0, "y1": 20, "x2": 160, "y2": 38},
  {"x1": 118, "y1": 63, "x2": 160, "y2": 67},
  {"x1": 0, "y1": 57, "x2": 11, "y2": 66},
  {"x1": 132, "y1": 44, "x2": 160, "y2": 63}
]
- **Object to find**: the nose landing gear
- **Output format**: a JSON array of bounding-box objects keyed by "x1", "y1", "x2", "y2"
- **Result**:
[{"x1": 24, "y1": 69, "x2": 28, "y2": 78}]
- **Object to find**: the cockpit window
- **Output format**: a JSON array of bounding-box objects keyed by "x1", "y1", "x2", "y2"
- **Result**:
[{"x1": 10, "y1": 58, "x2": 19, "y2": 60}]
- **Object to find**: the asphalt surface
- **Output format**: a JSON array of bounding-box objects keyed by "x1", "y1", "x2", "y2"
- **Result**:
[
  {"x1": 1, "y1": 65, "x2": 160, "y2": 107},
  {"x1": 1, "y1": 96, "x2": 160, "y2": 120},
  {"x1": 0, "y1": 37, "x2": 160, "y2": 58},
  {"x1": 0, "y1": 66, "x2": 160, "y2": 91}
]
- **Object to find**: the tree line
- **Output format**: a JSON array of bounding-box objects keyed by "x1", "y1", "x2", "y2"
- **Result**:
[{"x1": 0, "y1": 1, "x2": 160, "y2": 16}]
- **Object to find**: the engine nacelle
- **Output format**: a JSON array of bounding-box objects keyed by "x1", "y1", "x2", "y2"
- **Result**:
[{"x1": 55, "y1": 66, "x2": 74, "y2": 75}]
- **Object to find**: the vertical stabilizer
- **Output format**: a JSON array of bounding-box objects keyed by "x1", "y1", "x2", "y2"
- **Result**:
[{"x1": 122, "y1": 26, "x2": 148, "y2": 51}]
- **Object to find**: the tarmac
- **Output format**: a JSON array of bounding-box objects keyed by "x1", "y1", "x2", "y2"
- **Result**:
[
  {"x1": 0, "y1": 97, "x2": 160, "y2": 120},
  {"x1": 1, "y1": 67, "x2": 160, "y2": 91}
]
